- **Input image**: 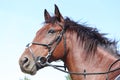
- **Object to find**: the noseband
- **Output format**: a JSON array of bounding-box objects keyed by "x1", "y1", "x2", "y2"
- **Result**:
[{"x1": 26, "y1": 23, "x2": 66, "y2": 67}]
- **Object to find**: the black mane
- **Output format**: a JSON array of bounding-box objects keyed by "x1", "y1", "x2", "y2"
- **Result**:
[{"x1": 45, "y1": 17, "x2": 119, "y2": 57}]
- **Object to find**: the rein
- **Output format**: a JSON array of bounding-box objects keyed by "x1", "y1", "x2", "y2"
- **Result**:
[
  {"x1": 26, "y1": 23, "x2": 120, "y2": 80},
  {"x1": 46, "y1": 58, "x2": 120, "y2": 80}
]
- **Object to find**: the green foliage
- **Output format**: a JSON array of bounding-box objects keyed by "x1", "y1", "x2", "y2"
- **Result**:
[
  {"x1": 20, "y1": 75, "x2": 72, "y2": 80},
  {"x1": 20, "y1": 76, "x2": 30, "y2": 80},
  {"x1": 65, "y1": 75, "x2": 72, "y2": 80}
]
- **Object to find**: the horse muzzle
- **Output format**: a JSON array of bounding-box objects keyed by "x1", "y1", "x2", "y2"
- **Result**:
[
  {"x1": 19, "y1": 55, "x2": 38, "y2": 75},
  {"x1": 19, "y1": 55, "x2": 48, "y2": 75}
]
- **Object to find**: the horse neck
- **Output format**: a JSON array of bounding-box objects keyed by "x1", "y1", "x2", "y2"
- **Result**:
[{"x1": 65, "y1": 33, "x2": 120, "y2": 80}]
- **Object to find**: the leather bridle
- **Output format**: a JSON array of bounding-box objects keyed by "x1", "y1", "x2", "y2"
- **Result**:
[
  {"x1": 26, "y1": 23, "x2": 120, "y2": 80},
  {"x1": 26, "y1": 23, "x2": 67, "y2": 67}
]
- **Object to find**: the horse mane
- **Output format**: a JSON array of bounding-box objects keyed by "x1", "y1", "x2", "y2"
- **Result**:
[{"x1": 45, "y1": 16, "x2": 119, "y2": 57}]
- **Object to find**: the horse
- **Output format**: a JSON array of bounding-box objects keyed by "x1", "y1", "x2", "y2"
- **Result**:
[{"x1": 19, "y1": 5, "x2": 120, "y2": 80}]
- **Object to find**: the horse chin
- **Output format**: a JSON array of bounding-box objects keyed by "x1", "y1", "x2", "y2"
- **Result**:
[
  {"x1": 29, "y1": 66, "x2": 37, "y2": 75},
  {"x1": 23, "y1": 64, "x2": 45, "y2": 75},
  {"x1": 36, "y1": 64, "x2": 45, "y2": 71},
  {"x1": 20, "y1": 64, "x2": 37, "y2": 75},
  {"x1": 26, "y1": 65, "x2": 43, "y2": 75}
]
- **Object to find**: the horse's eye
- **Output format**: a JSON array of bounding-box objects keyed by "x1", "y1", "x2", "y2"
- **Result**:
[{"x1": 48, "y1": 29, "x2": 56, "y2": 34}]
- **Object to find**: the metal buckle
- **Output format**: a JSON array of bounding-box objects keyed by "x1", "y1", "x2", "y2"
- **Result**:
[{"x1": 36, "y1": 56, "x2": 47, "y2": 67}]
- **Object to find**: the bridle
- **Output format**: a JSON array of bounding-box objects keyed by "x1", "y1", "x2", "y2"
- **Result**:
[
  {"x1": 26, "y1": 23, "x2": 120, "y2": 80},
  {"x1": 26, "y1": 23, "x2": 67, "y2": 67}
]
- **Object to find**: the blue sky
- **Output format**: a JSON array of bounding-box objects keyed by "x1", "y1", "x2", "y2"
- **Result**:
[{"x1": 0, "y1": 0, "x2": 120, "y2": 80}]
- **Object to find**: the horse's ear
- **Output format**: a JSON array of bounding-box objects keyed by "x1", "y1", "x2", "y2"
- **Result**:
[
  {"x1": 44, "y1": 9, "x2": 51, "y2": 21},
  {"x1": 54, "y1": 4, "x2": 64, "y2": 23}
]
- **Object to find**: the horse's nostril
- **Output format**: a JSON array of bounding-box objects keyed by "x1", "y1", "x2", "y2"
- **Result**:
[{"x1": 22, "y1": 57, "x2": 29, "y2": 66}]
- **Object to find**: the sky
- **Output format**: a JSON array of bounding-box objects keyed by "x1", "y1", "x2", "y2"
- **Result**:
[{"x1": 0, "y1": 0, "x2": 120, "y2": 80}]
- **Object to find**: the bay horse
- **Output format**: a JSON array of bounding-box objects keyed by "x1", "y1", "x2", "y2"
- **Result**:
[{"x1": 19, "y1": 5, "x2": 120, "y2": 80}]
